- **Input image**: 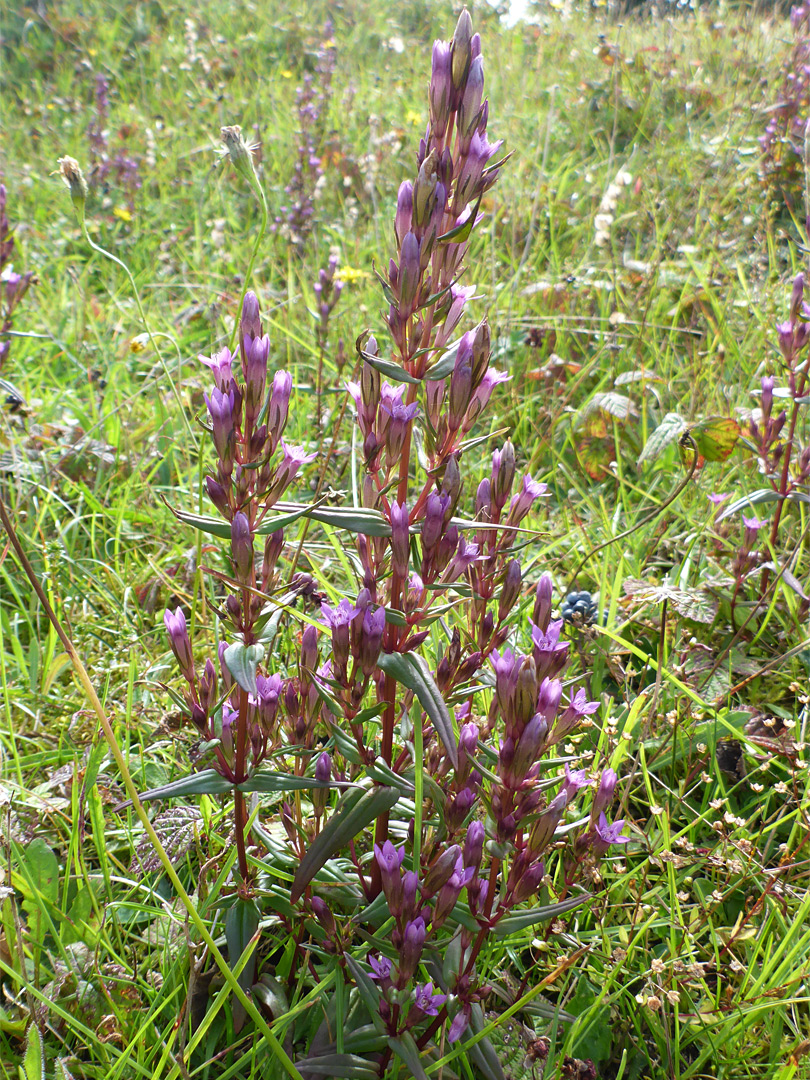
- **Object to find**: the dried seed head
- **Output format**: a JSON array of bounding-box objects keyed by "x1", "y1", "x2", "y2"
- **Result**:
[
  {"x1": 58, "y1": 156, "x2": 88, "y2": 216},
  {"x1": 220, "y1": 125, "x2": 259, "y2": 185}
]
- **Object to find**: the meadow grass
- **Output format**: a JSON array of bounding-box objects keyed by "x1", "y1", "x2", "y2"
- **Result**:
[{"x1": 2, "y1": 0, "x2": 810, "y2": 1077}]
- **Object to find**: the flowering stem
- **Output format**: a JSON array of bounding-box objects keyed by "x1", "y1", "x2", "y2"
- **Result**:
[
  {"x1": 761, "y1": 370, "x2": 808, "y2": 597},
  {"x1": 0, "y1": 494, "x2": 301, "y2": 1078}
]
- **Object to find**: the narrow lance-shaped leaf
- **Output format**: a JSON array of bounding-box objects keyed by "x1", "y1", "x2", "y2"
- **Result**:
[
  {"x1": 492, "y1": 893, "x2": 589, "y2": 937},
  {"x1": 117, "y1": 769, "x2": 234, "y2": 807},
  {"x1": 387, "y1": 1034, "x2": 429, "y2": 1080},
  {"x1": 293, "y1": 1055, "x2": 380, "y2": 1079},
  {"x1": 343, "y1": 954, "x2": 385, "y2": 1032},
  {"x1": 226, "y1": 897, "x2": 260, "y2": 1034},
  {"x1": 291, "y1": 786, "x2": 399, "y2": 902},
  {"x1": 273, "y1": 502, "x2": 392, "y2": 537},
  {"x1": 357, "y1": 346, "x2": 422, "y2": 386},
  {"x1": 377, "y1": 651, "x2": 458, "y2": 769}
]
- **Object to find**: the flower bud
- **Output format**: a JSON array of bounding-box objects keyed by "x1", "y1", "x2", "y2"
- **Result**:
[
  {"x1": 390, "y1": 501, "x2": 410, "y2": 579},
  {"x1": 164, "y1": 607, "x2": 194, "y2": 683},
  {"x1": 423, "y1": 844, "x2": 462, "y2": 898},
  {"x1": 515, "y1": 657, "x2": 538, "y2": 727},
  {"x1": 451, "y1": 9, "x2": 474, "y2": 91},
  {"x1": 395, "y1": 180, "x2": 414, "y2": 245},
  {"x1": 430, "y1": 40, "x2": 453, "y2": 139},
  {"x1": 533, "y1": 574, "x2": 553, "y2": 632},
  {"x1": 591, "y1": 768, "x2": 618, "y2": 822},
  {"x1": 231, "y1": 512, "x2": 254, "y2": 583},
  {"x1": 413, "y1": 149, "x2": 439, "y2": 230},
  {"x1": 312, "y1": 751, "x2": 331, "y2": 817},
  {"x1": 498, "y1": 559, "x2": 522, "y2": 622},
  {"x1": 491, "y1": 442, "x2": 516, "y2": 512},
  {"x1": 268, "y1": 370, "x2": 292, "y2": 453}
]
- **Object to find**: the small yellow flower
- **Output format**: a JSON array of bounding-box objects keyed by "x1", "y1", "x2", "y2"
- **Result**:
[
  {"x1": 405, "y1": 109, "x2": 422, "y2": 126},
  {"x1": 113, "y1": 206, "x2": 133, "y2": 222},
  {"x1": 280, "y1": 69, "x2": 294, "y2": 79},
  {"x1": 130, "y1": 334, "x2": 149, "y2": 353},
  {"x1": 337, "y1": 266, "x2": 370, "y2": 285}
]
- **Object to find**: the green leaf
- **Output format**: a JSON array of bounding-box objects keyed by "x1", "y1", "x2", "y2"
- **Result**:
[
  {"x1": 438, "y1": 192, "x2": 484, "y2": 244},
  {"x1": 225, "y1": 897, "x2": 260, "y2": 1034},
  {"x1": 377, "y1": 652, "x2": 458, "y2": 769},
  {"x1": 358, "y1": 348, "x2": 421, "y2": 385},
  {"x1": 165, "y1": 500, "x2": 314, "y2": 539},
  {"x1": 687, "y1": 416, "x2": 741, "y2": 462},
  {"x1": 343, "y1": 954, "x2": 384, "y2": 1029},
  {"x1": 20, "y1": 839, "x2": 59, "y2": 912},
  {"x1": 717, "y1": 489, "x2": 782, "y2": 522},
  {"x1": 637, "y1": 412, "x2": 687, "y2": 466},
  {"x1": 124, "y1": 769, "x2": 234, "y2": 805},
  {"x1": 237, "y1": 771, "x2": 347, "y2": 794},
  {"x1": 423, "y1": 338, "x2": 463, "y2": 381},
  {"x1": 274, "y1": 502, "x2": 392, "y2": 537},
  {"x1": 388, "y1": 1033, "x2": 429, "y2": 1080},
  {"x1": 20, "y1": 1025, "x2": 44, "y2": 1080},
  {"x1": 492, "y1": 893, "x2": 589, "y2": 937},
  {"x1": 291, "y1": 786, "x2": 399, "y2": 902},
  {"x1": 293, "y1": 1054, "x2": 379, "y2": 1079},
  {"x1": 224, "y1": 642, "x2": 265, "y2": 694},
  {"x1": 466, "y1": 1004, "x2": 506, "y2": 1080}
]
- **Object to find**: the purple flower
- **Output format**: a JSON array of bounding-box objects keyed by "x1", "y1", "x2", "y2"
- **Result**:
[
  {"x1": 368, "y1": 954, "x2": 392, "y2": 982},
  {"x1": 562, "y1": 763, "x2": 593, "y2": 801},
  {"x1": 593, "y1": 811, "x2": 630, "y2": 856},
  {"x1": 199, "y1": 349, "x2": 234, "y2": 391},
  {"x1": 531, "y1": 619, "x2": 569, "y2": 679},
  {"x1": 429, "y1": 40, "x2": 453, "y2": 138},
  {"x1": 506, "y1": 474, "x2": 549, "y2": 526},
  {"x1": 444, "y1": 535, "x2": 479, "y2": 583},
  {"x1": 321, "y1": 598, "x2": 357, "y2": 677},
  {"x1": 268, "y1": 441, "x2": 317, "y2": 501},
  {"x1": 412, "y1": 982, "x2": 447, "y2": 1017}
]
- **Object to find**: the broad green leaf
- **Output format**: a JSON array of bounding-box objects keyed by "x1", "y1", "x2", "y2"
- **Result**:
[
  {"x1": 492, "y1": 893, "x2": 589, "y2": 937},
  {"x1": 388, "y1": 1033, "x2": 429, "y2": 1079},
  {"x1": 343, "y1": 954, "x2": 384, "y2": 1030},
  {"x1": 377, "y1": 652, "x2": 458, "y2": 769},
  {"x1": 293, "y1": 1054, "x2": 379, "y2": 1078},
  {"x1": 20, "y1": 1025, "x2": 44, "y2": 1080},
  {"x1": 224, "y1": 642, "x2": 265, "y2": 694},
  {"x1": 717, "y1": 489, "x2": 782, "y2": 522},
  {"x1": 687, "y1": 416, "x2": 741, "y2": 462},
  {"x1": 637, "y1": 412, "x2": 687, "y2": 466},
  {"x1": 291, "y1": 786, "x2": 399, "y2": 902},
  {"x1": 19, "y1": 839, "x2": 59, "y2": 911}
]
